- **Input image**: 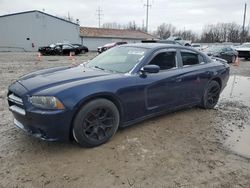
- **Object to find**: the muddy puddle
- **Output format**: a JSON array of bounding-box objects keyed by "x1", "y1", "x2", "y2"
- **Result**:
[
  {"x1": 221, "y1": 75, "x2": 250, "y2": 107},
  {"x1": 218, "y1": 75, "x2": 250, "y2": 159}
]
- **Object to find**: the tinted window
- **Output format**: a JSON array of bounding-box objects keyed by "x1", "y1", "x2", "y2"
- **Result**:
[
  {"x1": 199, "y1": 55, "x2": 206, "y2": 63},
  {"x1": 63, "y1": 44, "x2": 73, "y2": 49},
  {"x1": 149, "y1": 52, "x2": 176, "y2": 70},
  {"x1": 55, "y1": 45, "x2": 61, "y2": 50},
  {"x1": 181, "y1": 51, "x2": 199, "y2": 66}
]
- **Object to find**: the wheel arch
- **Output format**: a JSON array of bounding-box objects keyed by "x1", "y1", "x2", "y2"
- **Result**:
[
  {"x1": 69, "y1": 93, "x2": 124, "y2": 140},
  {"x1": 211, "y1": 77, "x2": 222, "y2": 89}
]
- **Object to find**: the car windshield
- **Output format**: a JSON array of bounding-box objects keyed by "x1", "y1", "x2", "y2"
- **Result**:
[{"x1": 86, "y1": 46, "x2": 148, "y2": 73}]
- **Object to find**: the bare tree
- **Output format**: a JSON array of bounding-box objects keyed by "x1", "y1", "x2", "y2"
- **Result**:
[
  {"x1": 227, "y1": 23, "x2": 241, "y2": 42},
  {"x1": 174, "y1": 30, "x2": 198, "y2": 41},
  {"x1": 200, "y1": 22, "x2": 243, "y2": 43},
  {"x1": 102, "y1": 22, "x2": 123, "y2": 29},
  {"x1": 155, "y1": 23, "x2": 176, "y2": 39},
  {"x1": 102, "y1": 21, "x2": 146, "y2": 32}
]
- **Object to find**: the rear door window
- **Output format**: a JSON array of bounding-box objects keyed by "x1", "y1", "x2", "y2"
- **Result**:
[{"x1": 181, "y1": 51, "x2": 200, "y2": 66}]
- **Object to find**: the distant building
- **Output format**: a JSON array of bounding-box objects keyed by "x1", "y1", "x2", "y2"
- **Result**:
[
  {"x1": 0, "y1": 10, "x2": 80, "y2": 51},
  {"x1": 0, "y1": 10, "x2": 154, "y2": 52},
  {"x1": 80, "y1": 27, "x2": 154, "y2": 51}
]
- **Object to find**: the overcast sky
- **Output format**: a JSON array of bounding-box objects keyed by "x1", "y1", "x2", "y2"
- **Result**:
[{"x1": 0, "y1": 0, "x2": 249, "y2": 33}]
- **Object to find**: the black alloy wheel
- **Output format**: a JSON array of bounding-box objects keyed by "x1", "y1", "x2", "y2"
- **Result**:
[
  {"x1": 73, "y1": 99, "x2": 119, "y2": 147},
  {"x1": 83, "y1": 108, "x2": 115, "y2": 140},
  {"x1": 201, "y1": 80, "x2": 221, "y2": 109}
]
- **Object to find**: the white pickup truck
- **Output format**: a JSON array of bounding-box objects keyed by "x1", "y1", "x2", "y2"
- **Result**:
[
  {"x1": 235, "y1": 43, "x2": 250, "y2": 60},
  {"x1": 167, "y1": 36, "x2": 191, "y2": 46}
]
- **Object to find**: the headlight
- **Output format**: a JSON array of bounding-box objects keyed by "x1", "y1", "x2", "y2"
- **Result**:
[{"x1": 29, "y1": 96, "x2": 65, "y2": 110}]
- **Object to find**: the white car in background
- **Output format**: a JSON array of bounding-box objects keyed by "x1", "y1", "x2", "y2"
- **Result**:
[
  {"x1": 235, "y1": 43, "x2": 250, "y2": 60},
  {"x1": 191, "y1": 43, "x2": 208, "y2": 51},
  {"x1": 167, "y1": 36, "x2": 191, "y2": 46}
]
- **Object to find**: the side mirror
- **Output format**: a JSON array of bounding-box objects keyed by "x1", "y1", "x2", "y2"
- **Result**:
[{"x1": 141, "y1": 64, "x2": 160, "y2": 74}]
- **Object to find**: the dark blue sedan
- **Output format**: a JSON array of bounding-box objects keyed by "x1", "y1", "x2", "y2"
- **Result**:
[{"x1": 8, "y1": 43, "x2": 230, "y2": 147}]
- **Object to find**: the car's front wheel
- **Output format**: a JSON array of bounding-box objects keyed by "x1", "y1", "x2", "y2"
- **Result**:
[
  {"x1": 73, "y1": 99, "x2": 120, "y2": 147},
  {"x1": 201, "y1": 80, "x2": 221, "y2": 109}
]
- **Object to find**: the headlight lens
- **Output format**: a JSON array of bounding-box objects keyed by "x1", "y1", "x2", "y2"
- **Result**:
[{"x1": 29, "y1": 96, "x2": 65, "y2": 110}]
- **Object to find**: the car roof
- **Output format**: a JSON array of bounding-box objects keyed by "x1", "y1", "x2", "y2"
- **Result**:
[{"x1": 121, "y1": 43, "x2": 191, "y2": 51}]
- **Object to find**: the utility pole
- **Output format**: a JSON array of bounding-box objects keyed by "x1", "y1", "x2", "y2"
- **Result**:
[
  {"x1": 68, "y1": 12, "x2": 70, "y2": 21},
  {"x1": 144, "y1": 0, "x2": 152, "y2": 33},
  {"x1": 96, "y1": 6, "x2": 103, "y2": 28},
  {"x1": 242, "y1": 3, "x2": 247, "y2": 43}
]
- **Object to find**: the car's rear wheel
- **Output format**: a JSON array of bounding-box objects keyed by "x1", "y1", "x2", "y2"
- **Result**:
[
  {"x1": 201, "y1": 80, "x2": 221, "y2": 109},
  {"x1": 72, "y1": 99, "x2": 119, "y2": 147}
]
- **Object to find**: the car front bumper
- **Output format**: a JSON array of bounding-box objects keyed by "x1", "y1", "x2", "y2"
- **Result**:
[
  {"x1": 8, "y1": 82, "x2": 74, "y2": 142},
  {"x1": 10, "y1": 107, "x2": 73, "y2": 141}
]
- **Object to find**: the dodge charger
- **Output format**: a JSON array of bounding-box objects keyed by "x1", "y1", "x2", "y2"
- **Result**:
[{"x1": 8, "y1": 43, "x2": 230, "y2": 147}]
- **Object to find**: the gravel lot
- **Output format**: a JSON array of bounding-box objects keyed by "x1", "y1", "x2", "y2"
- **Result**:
[{"x1": 0, "y1": 52, "x2": 250, "y2": 188}]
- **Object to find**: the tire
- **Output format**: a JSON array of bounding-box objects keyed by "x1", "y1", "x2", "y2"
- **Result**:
[
  {"x1": 201, "y1": 80, "x2": 221, "y2": 109},
  {"x1": 72, "y1": 99, "x2": 120, "y2": 147}
]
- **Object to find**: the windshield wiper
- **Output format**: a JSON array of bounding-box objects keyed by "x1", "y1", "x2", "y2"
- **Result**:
[
  {"x1": 94, "y1": 66, "x2": 105, "y2": 71},
  {"x1": 91, "y1": 65, "x2": 122, "y2": 74}
]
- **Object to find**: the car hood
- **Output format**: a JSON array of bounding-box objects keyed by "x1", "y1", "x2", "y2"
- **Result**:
[{"x1": 18, "y1": 65, "x2": 111, "y2": 93}]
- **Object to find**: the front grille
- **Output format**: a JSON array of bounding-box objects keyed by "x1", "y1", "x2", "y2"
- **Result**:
[
  {"x1": 8, "y1": 93, "x2": 23, "y2": 106},
  {"x1": 8, "y1": 92, "x2": 26, "y2": 115}
]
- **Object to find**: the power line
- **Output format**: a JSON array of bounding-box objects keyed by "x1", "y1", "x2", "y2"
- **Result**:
[
  {"x1": 96, "y1": 6, "x2": 103, "y2": 28},
  {"x1": 144, "y1": 0, "x2": 152, "y2": 33}
]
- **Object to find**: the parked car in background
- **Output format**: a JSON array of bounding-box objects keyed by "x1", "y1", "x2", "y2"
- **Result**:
[
  {"x1": 167, "y1": 36, "x2": 191, "y2": 46},
  {"x1": 97, "y1": 42, "x2": 127, "y2": 53},
  {"x1": 8, "y1": 43, "x2": 229, "y2": 147},
  {"x1": 204, "y1": 46, "x2": 238, "y2": 63},
  {"x1": 72, "y1": 44, "x2": 89, "y2": 53},
  {"x1": 191, "y1": 44, "x2": 208, "y2": 51},
  {"x1": 38, "y1": 43, "x2": 81, "y2": 55},
  {"x1": 235, "y1": 43, "x2": 250, "y2": 60},
  {"x1": 141, "y1": 39, "x2": 182, "y2": 45},
  {"x1": 191, "y1": 44, "x2": 202, "y2": 50}
]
